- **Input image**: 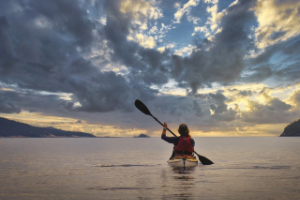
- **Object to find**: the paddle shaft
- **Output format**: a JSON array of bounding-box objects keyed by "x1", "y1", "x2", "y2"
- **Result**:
[{"x1": 151, "y1": 115, "x2": 177, "y2": 137}]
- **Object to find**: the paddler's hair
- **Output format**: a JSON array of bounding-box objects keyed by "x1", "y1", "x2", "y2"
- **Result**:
[{"x1": 178, "y1": 124, "x2": 190, "y2": 137}]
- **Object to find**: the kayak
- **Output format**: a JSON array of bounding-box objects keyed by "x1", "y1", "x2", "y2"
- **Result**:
[{"x1": 167, "y1": 157, "x2": 198, "y2": 169}]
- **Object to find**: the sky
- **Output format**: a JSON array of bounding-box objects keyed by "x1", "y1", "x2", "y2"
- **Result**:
[{"x1": 1, "y1": 0, "x2": 300, "y2": 137}]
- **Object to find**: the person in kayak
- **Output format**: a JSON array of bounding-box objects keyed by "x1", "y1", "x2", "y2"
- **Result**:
[{"x1": 161, "y1": 122, "x2": 195, "y2": 159}]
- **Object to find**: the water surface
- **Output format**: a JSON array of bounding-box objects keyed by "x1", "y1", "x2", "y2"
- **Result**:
[{"x1": 0, "y1": 137, "x2": 299, "y2": 199}]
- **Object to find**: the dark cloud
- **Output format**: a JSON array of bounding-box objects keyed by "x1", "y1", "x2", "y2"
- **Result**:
[
  {"x1": 289, "y1": 90, "x2": 300, "y2": 106},
  {"x1": 193, "y1": 100, "x2": 203, "y2": 117},
  {"x1": 169, "y1": 0, "x2": 256, "y2": 94},
  {"x1": 274, "y1": 61, "x2": 300, "y2": 83},
  {"x1": 238, "y1": 90, "x2": 253, "y2": 97},
  {"x1": 103, "y1": 0, "x2": 170, "y2": 86},
  {"x1": 0, "y1": 90, "x2": 66, "y2": 115},
  {"x1": 268, "y1": 98, "x2": 292, "y2": 111},
  {"x1": 241, "y1": 98, "x2": 293, "y2": 124},
  {"x1": 0, "y1": 92, "x2": 21, "y2": 114},
  {"x1": 0, "y1": 0, "x2": 95, "y2": 91},
  {"x1": 68, "y1": 69, "x2": 149, "y2": 113},
  {"x1": 269, "y1": 31, "x2": 286, "y2": 41},
  {"x1": 247, "y1": 34, "x2": 300, "y2": 84},
  {"x1": 209, "y1": 91, "x2": 227, "y2": 114},
  {"x1": 283, "y1": 38, "x2": 300, "y2": 55},
  {"x1": 0, "y1": 0, "x2": 159, "y2": 114},
  {"x1": 208, "y1": 91, "x2": 238, "y2": 121},
  {"x1": 0, "y1": 16, "x2": 18, "y2": 74},
  {"x1": 242, "y1": 65, "x2": 273, "y2": 83},
  {"x1": 27, "y1": 0, "x2": 95, "y2": 48}
]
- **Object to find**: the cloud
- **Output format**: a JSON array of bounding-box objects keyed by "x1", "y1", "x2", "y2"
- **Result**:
[
  {"x1": 0, "y1": 0, "x2": 261, "y2": 108},
  {"x1": 0, "y1": 16, "x2": 18, "y2": 74},
  {"x1": 192, "y1": 26, "x2": 210, "y2": 36},
  {"x1": 174, "y1": 0, "x2": 200, "y2": 24},
  {"x1": 174, "y1": 44, "x2": 196, "y2": 56},
  {"x1": 0, "y1": 0, "x2": 98, "y2": 91},
  {"x1": 274, "y1": 60, "x2": 300, "y2": 83},
  {"x1": 64, "y1": 58, "x2": 158, "y2": 112},
  {"x1": 254, "y1": 0, "x2": 300, "y2": 48},
  {"x1": 246, "y1": 34, "x2": 300, "y2": 85},
  {"x1": 208, "y1": 91, "x2": 238, "y2": 121},
  {"x1": 238, "y1": 90, "x2": 253, "y2": 97},
  {"x1": 288, "y1": 90, "x2": 300, "y2": 107},
  {"x1": 103, "y1": 0, "x2": 170, "y2": 87},
  {"x1": 0, "y1": 92, "x2": 21, "y2": 114},
  {"x1": 193, "y1": 100, "x2": 203, "y2": 117},
  {"x1": 129, "y1": 33, "x2": 156, "y2": 48},
  {"x1": 118, "y1": 0, "x2": 162, "y2": 48},
  {"x1": 120, "y1": 0, "x2": 162, "y2": 20},
  {"x1": 205, "y1": 0, "x2": 220, "y2": 31},
  {"x1": 169, "y1": 0, "x2": 256, "y2": 94},
  {"x1": 0, "y1": 89, "x2": 68, "y2": 115},
  {"x1": 241, "y1": 88, "x2": 294, "y2": 124},
  {"x1": 0, "y1": 0, "x2": 300, "y2": 137},
  {"x1": 242, "y1": 65, "x2": 273, "y2": 83},
  {"x1": 0, "y1": 0, "x2": 160, "y2": 115}
]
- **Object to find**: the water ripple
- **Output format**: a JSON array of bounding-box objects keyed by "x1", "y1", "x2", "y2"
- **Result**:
[
  {"x1": 88, "y1": 187, "x2": 154, "y2": 191},
  {"x1": 92, "y1": 164, "x2": 161, "y2": 168}
]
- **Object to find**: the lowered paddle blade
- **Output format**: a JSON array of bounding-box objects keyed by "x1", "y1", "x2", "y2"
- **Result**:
[
  {"x1": 194, "y1": 151, "x2": 214, "y2": 165},
  {"x1": 134, "y1": 99, "x2": 152, "y2": 116}
]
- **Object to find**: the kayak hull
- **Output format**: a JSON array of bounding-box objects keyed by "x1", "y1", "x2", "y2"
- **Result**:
[{"x1": 168, "y1": 157, "x2": 198, "y2": 169}]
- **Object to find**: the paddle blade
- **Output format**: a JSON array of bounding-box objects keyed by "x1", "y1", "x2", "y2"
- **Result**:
[
  {"x1": 195, "y1": 152, "x2": 214, "y2": 165},
  {"x1": 134, "y1": 99, "x2": 152, "y2": 116}
]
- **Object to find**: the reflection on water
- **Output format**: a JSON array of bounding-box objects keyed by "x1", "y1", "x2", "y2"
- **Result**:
[
  {"x1": 171, "y1": 166, "x2": 197, "y2": 175},
  {"x1": 160, "y1": 167, "x2": 197, "y2": 199}
]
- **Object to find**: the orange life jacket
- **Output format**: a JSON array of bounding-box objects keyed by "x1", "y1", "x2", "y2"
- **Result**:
[{"x1": 174, "y1": 136, "x2": 194, "y2": 154}]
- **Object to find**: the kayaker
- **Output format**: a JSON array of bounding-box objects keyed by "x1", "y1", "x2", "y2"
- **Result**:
[{"x1": 161, "y1": 122, "x2": 195, "y2": 159}]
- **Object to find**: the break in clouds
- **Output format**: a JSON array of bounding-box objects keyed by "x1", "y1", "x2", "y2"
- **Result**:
[{"x1": 0, "y1": 0, "x2": 300, "y2": 136}]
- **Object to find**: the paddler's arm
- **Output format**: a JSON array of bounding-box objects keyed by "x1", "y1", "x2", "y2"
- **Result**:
[
  {"x1": 161, "y1": 122, "x2": 177, "y2": 144},
  {"x1": 162, "y1": 122, "x2": 167, "y2": 135},
  {"x1": 190, "y1": 138, "x2": 195, "y2": 147}
]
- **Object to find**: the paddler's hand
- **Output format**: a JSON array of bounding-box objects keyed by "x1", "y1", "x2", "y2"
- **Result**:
[{"x1": 162, "y1": 122, "x2": 167, "y2": 135}]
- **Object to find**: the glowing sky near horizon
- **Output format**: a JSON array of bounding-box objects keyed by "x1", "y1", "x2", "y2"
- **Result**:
[{"x1": 1, "y1": 0, "x2": 300, "y2": 137}]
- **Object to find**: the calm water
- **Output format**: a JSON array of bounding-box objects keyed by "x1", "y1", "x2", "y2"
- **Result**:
[{"x1": 0, "y1": 137, "x2": 300, "y2": 199}]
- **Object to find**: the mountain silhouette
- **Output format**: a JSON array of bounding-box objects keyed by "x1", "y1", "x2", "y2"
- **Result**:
[
  {"x1": 280, "y1": 119, "x2": 300, "y2": 137},
  {"x1": 0, "y1": 117, "x2": 95, "y2": 137}
]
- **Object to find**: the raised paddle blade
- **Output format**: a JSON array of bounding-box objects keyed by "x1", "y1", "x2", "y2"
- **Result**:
[
  {"x1": 134, "y1": 99, "x2": 152, "y2": 116},
  {"x1": 194, "y1": 151, "x2": 214, "y2": 165}
]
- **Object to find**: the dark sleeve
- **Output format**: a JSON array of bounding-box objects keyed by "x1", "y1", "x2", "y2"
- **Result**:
[
  {"x1": 161, "y1": 134, "x2": 178, "y2": 145},
  {"x1": 190, "y1": 138, "x2": 195, "y2": 147}
]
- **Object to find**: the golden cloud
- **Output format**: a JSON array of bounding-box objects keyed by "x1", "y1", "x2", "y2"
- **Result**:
[
  {"x1": 255, "y1": 0, "x2": 300, "y2": 48},
  {"x1": 120, "y1": 0, "x2": 162, "y2": 49},
  {"x1": 120, "y1": 0, "x2": 162, "y2": 20}
]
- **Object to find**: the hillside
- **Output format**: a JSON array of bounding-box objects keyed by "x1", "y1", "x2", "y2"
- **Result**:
[
  {"x1": 0, "y1": 117, "x2": 95, "y2": 138},
  {"x1": 280, "y1": 119, "x2": 300, "y2": 137}
]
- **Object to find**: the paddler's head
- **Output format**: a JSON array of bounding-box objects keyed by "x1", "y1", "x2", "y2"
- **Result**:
[{"x1": 178, "y1": 124, "x2": 189, "y2": 137}]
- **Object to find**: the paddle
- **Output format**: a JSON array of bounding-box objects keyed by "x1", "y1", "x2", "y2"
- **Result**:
[{"x1": 134, "y1": 99, "x2": 214, "y2": 165}]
